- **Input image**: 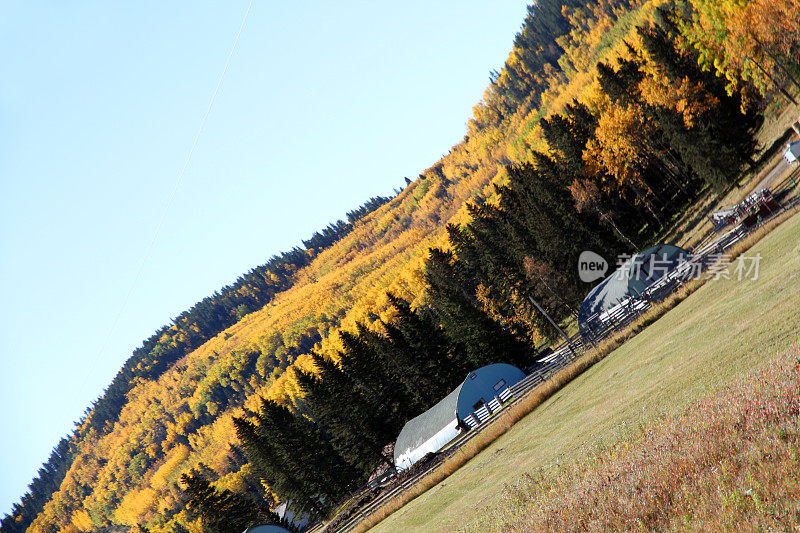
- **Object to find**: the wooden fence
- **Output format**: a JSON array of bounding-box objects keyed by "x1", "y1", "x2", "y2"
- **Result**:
[{"x1": 304, "y1": 191, "x2": 791, "y2": 533}]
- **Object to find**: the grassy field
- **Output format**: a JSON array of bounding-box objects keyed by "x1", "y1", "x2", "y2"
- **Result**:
[
  {"x1": 482, "y1": 341, "x2": 800, "y2": 531},
  {"x1": 369, "y1": 209, "x2": 800, "y2": 532}
]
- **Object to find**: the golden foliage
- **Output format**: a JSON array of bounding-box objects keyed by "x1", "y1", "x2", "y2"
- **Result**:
[
  {"x1": 69, "y1": 509, "x2": 94, "y2": 531},
  {"x1": 683, "y1": 0, "x2": 800, "y2": 96},
  {"x1": 584, "y1": 104, "x2": 649, "y2": 189},
  {"x1": 30, "y1": 0, "x2": 709, "y2": 529},
  {"x1": 115, "y1": 487, "x2": 157, "y2": 526},
  {"x1": 149, "y1": 444, "x2": 190, "y2": 489},
  {"x1": 638, "y1": 73, "x2": 718, "y2": 127}
]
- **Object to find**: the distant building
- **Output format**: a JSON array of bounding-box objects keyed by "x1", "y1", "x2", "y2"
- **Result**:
[
  {"x1": 784, "y1": 141, "x2": 800, "y2": 164},
  {"x1": 578, "y1": 244, "x2": 689, "y2": 340},
  {"x1": 393, "y1": 363, "x2": 526, "y2": 470},
  {"x1": 242, "y1": 525, "x2": 293, "y2": 533},
  {"x1": 273, "y1": 502, "x2": 308, "y2": 530}
]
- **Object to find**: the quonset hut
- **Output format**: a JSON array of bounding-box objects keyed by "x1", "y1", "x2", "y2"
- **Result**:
[
  {"x1": 578, "y1": 243, "x2": 689, "y2": 339},
  {"x1": 242, "y1": 525, "x2": 293, "y2": 533},
  {"x1": 393, "y1": 363, "x2": 526, "y2": 470}
]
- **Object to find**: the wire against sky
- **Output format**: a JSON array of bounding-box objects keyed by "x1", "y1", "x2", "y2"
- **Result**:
[{"x1": 86, "y1": 0, "x2": 255, "y2": 384}]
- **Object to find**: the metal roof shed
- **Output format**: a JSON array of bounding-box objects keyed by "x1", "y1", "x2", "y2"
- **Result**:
[
  {"x1": 578, "y1": 244, "x2": 689, "y2": 339},
  {"x1": 393, "y1": 363, "x2": 525, "y2": 470},
  {"x1": 242, "y1": 525, "x2": 294, "y2": 533},
  {"x1": 784, "y1": 141, "x2": 800, "y2": 163}
]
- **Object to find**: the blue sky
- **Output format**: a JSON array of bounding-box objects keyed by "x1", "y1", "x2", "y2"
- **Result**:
[{"x1": 0, "y1": 1, "x2": 529, "y2": 516}]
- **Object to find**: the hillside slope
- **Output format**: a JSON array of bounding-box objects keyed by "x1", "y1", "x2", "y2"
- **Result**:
[
  {"x1": 15, "y1": 8, "x2": 564, "y2": 529},
  {"x1": 8, "y1": 0, "x2": 797, "y2": 529},
  {"x1": 21, "y1": 140, "x2": 508, "y2": 531},
  {"x1": 370, "y1": 210, "x2": 800, "y2": 532}
]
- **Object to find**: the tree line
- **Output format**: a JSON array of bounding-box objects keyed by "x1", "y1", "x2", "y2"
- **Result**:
[
  {"x1": 8, "y1": 0, "x2": 799, "y2": 528},
  {"x1": 454, "y1": 9, "x2": 761, "y2": 339},
  {"x1": 230, "y1": 289, "x2": 532, "y2": 523},
  {"x1": 1, "y1": 196, "x2": 390, "y2": 533},
  {"x1": 211, "y1": 11, "x2": 767, "y2": 526}
]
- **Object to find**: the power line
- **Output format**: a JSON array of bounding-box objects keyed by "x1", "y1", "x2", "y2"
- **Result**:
[{"x1": 86, "y1": 0, "x2": 255, "y2": 389}]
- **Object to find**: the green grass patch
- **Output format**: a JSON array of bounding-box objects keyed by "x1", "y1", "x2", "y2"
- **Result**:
[{"x1": 370, "y1": 210, "x2": 800, "y2": 532}]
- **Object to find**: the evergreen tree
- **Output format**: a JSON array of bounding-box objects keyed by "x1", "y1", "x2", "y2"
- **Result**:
[
  {"x1": 337, "y1": 327, "x2": 410, "y2": 421},
  {"x1": 233, "y1": 398, "x2": 355, "y2": 519},
  {"x1": 498, "y1": 155, "x2": 622, "y2": 279},
  {"x1": 380, "y1": 293, "x2": 467, "y2": 402},
  {"x1": 424, "y1": 248, "x2": 533, "y2": 368},
  {"x1": 541, "y1": 103, "x2": 643, "y2": 248},
  {"x1": 540, "y1": 102, "x2": 598, "y2": 174},
  {"x1": 0, "y1": 437, "x2": 74, "y2": 533},
  {"x1": 596, "y1": 60, "x2": 644, "y2": 106},
  {"x1": 436, "y1": 153, "x2": 632, "y2": 341},
  {"x1": 637, "y1": 19, "x2": 761, "y2": 190},
  {"x1": 181, "y1": 469, "x2": 293, "y2": 533},
  {"x1": 595, "y1": 59, "x2": 696, "y2": 220},
  {"x1": 295, "y1": 353, "x2": 396, "y2": 478}
]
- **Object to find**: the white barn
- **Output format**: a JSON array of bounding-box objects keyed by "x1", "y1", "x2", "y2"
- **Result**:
[
  {"x1": 242, "y1": 525, "x2": 293, "y2": 533},
  {"x1": 393, "y1": 363, "x2": 525, "y2": 470},
  {"x1": 784, "y1": 141, "x2": 800, "y2": 164}
]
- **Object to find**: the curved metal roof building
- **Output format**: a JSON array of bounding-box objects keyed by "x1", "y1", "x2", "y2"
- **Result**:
[
  {"x1": 242, "y1": 525, "x2": 294, "y2": 533},
  {"x1": 578, "y1": 243, "x2": 689, "y2": 339},
  {"x1": 393, "y1": 363, "x2": 525, "y2": 470}
]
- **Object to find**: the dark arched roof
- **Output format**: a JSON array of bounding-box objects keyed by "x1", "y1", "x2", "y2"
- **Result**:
[
  {"x1": 242, "y1": 525, "x2": 294, "y2": 533},
  {"x1": 578, "y1": 244, "x2": 689, "y2": 338}
]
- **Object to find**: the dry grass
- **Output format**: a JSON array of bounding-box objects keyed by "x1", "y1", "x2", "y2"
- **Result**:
[
  {"x1": 671, "y1": 168, "x2": 795, "y2": 252},
  {"x1": 755, "y1": 100, "x2": 800, "y2": 151},
  {"x1": 472, "y1": 341, "x2": 800, "y2": 532},
  {"x1": 352, "y1": 366, "x2": 609, "y2": 533},
  {"x1": 361, "y1": 207, "x2": 800, "y2": 532},
  {"x1": 726, "y1": 203, "x2": 800, "y2": 257}
]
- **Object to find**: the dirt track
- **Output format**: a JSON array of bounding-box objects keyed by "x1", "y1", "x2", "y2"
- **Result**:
[{"x1": 755, "y1": 157, "x2": 792, "y2": 193}]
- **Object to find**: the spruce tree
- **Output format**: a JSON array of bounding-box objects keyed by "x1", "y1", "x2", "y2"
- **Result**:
[
  {"x1": 295, "y1": 353, "x2": 396, "y2": 477},
  {"x1": 424, "y1": 248, "x2": 532, "y2": 369},
  {"x1": 541, "y1": 103, "x2": 643, "y2": 249},
  {"x1": 540, "y1": 102, "x2": 598, "y2": 174},
  {"x1": 181, "y1": 469, "x2": 292, "y2": 533},
  {"x1": 233, "y1": 398, "x2": 355, "y2": 519},
  {"x1": 379, "y1": 293, "x2": 468, "y2": 406},
  {"x1": 637, "y1": 20, "x2": 760, "y2": 190},
  {"x1": 441, "y1": 154, "x2": 634, "y2": 341}
]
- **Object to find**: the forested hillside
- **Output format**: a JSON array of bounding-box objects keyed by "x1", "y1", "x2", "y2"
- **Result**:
[{"x1": 4, "y1": 0, "x2": 798, "y2": 531}]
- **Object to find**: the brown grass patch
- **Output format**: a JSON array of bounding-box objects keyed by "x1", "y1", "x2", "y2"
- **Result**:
[
  {"x1": 352, "y1": 206, "x2": 800, "y2": 532},
  {"x1": 475, "y1": 341, "x2": 800, "y2": 532}
]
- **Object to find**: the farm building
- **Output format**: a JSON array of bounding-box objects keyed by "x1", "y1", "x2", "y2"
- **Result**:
[
  {"x1": 578, "y1": 243, "x2": 689, "y2": 340},
  {"x1": 273, "y1": 501, "x2": 308, "y2": 531},
  {"x1": 242, "y1": 525, "x2": 293, "y2": 533},
  {"x1": 393, "y1": 363, "x2": 526, "y2": 470},
  {"x1": 784, "y1": 141, "x2": 800, "y2": 164}
]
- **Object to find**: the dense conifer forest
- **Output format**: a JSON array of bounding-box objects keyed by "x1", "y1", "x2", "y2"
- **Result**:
[
  {"x1": 1, "y1": 196, "x2": 391, "y2": 532},
  {"x1": 4, "y1": 0, "x2": 798, "y2": 530}
]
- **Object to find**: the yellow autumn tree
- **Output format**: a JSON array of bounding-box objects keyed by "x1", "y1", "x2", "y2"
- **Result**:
[
  {"x1": 584, "y1": 104, "x2": 649, "y2": 189},
  {"x1": 583, "y1": 104, "x2": 665, "y2": 226},
  {"x1": 682, "y1": 0, "x2": 800, "y2": 100}
]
